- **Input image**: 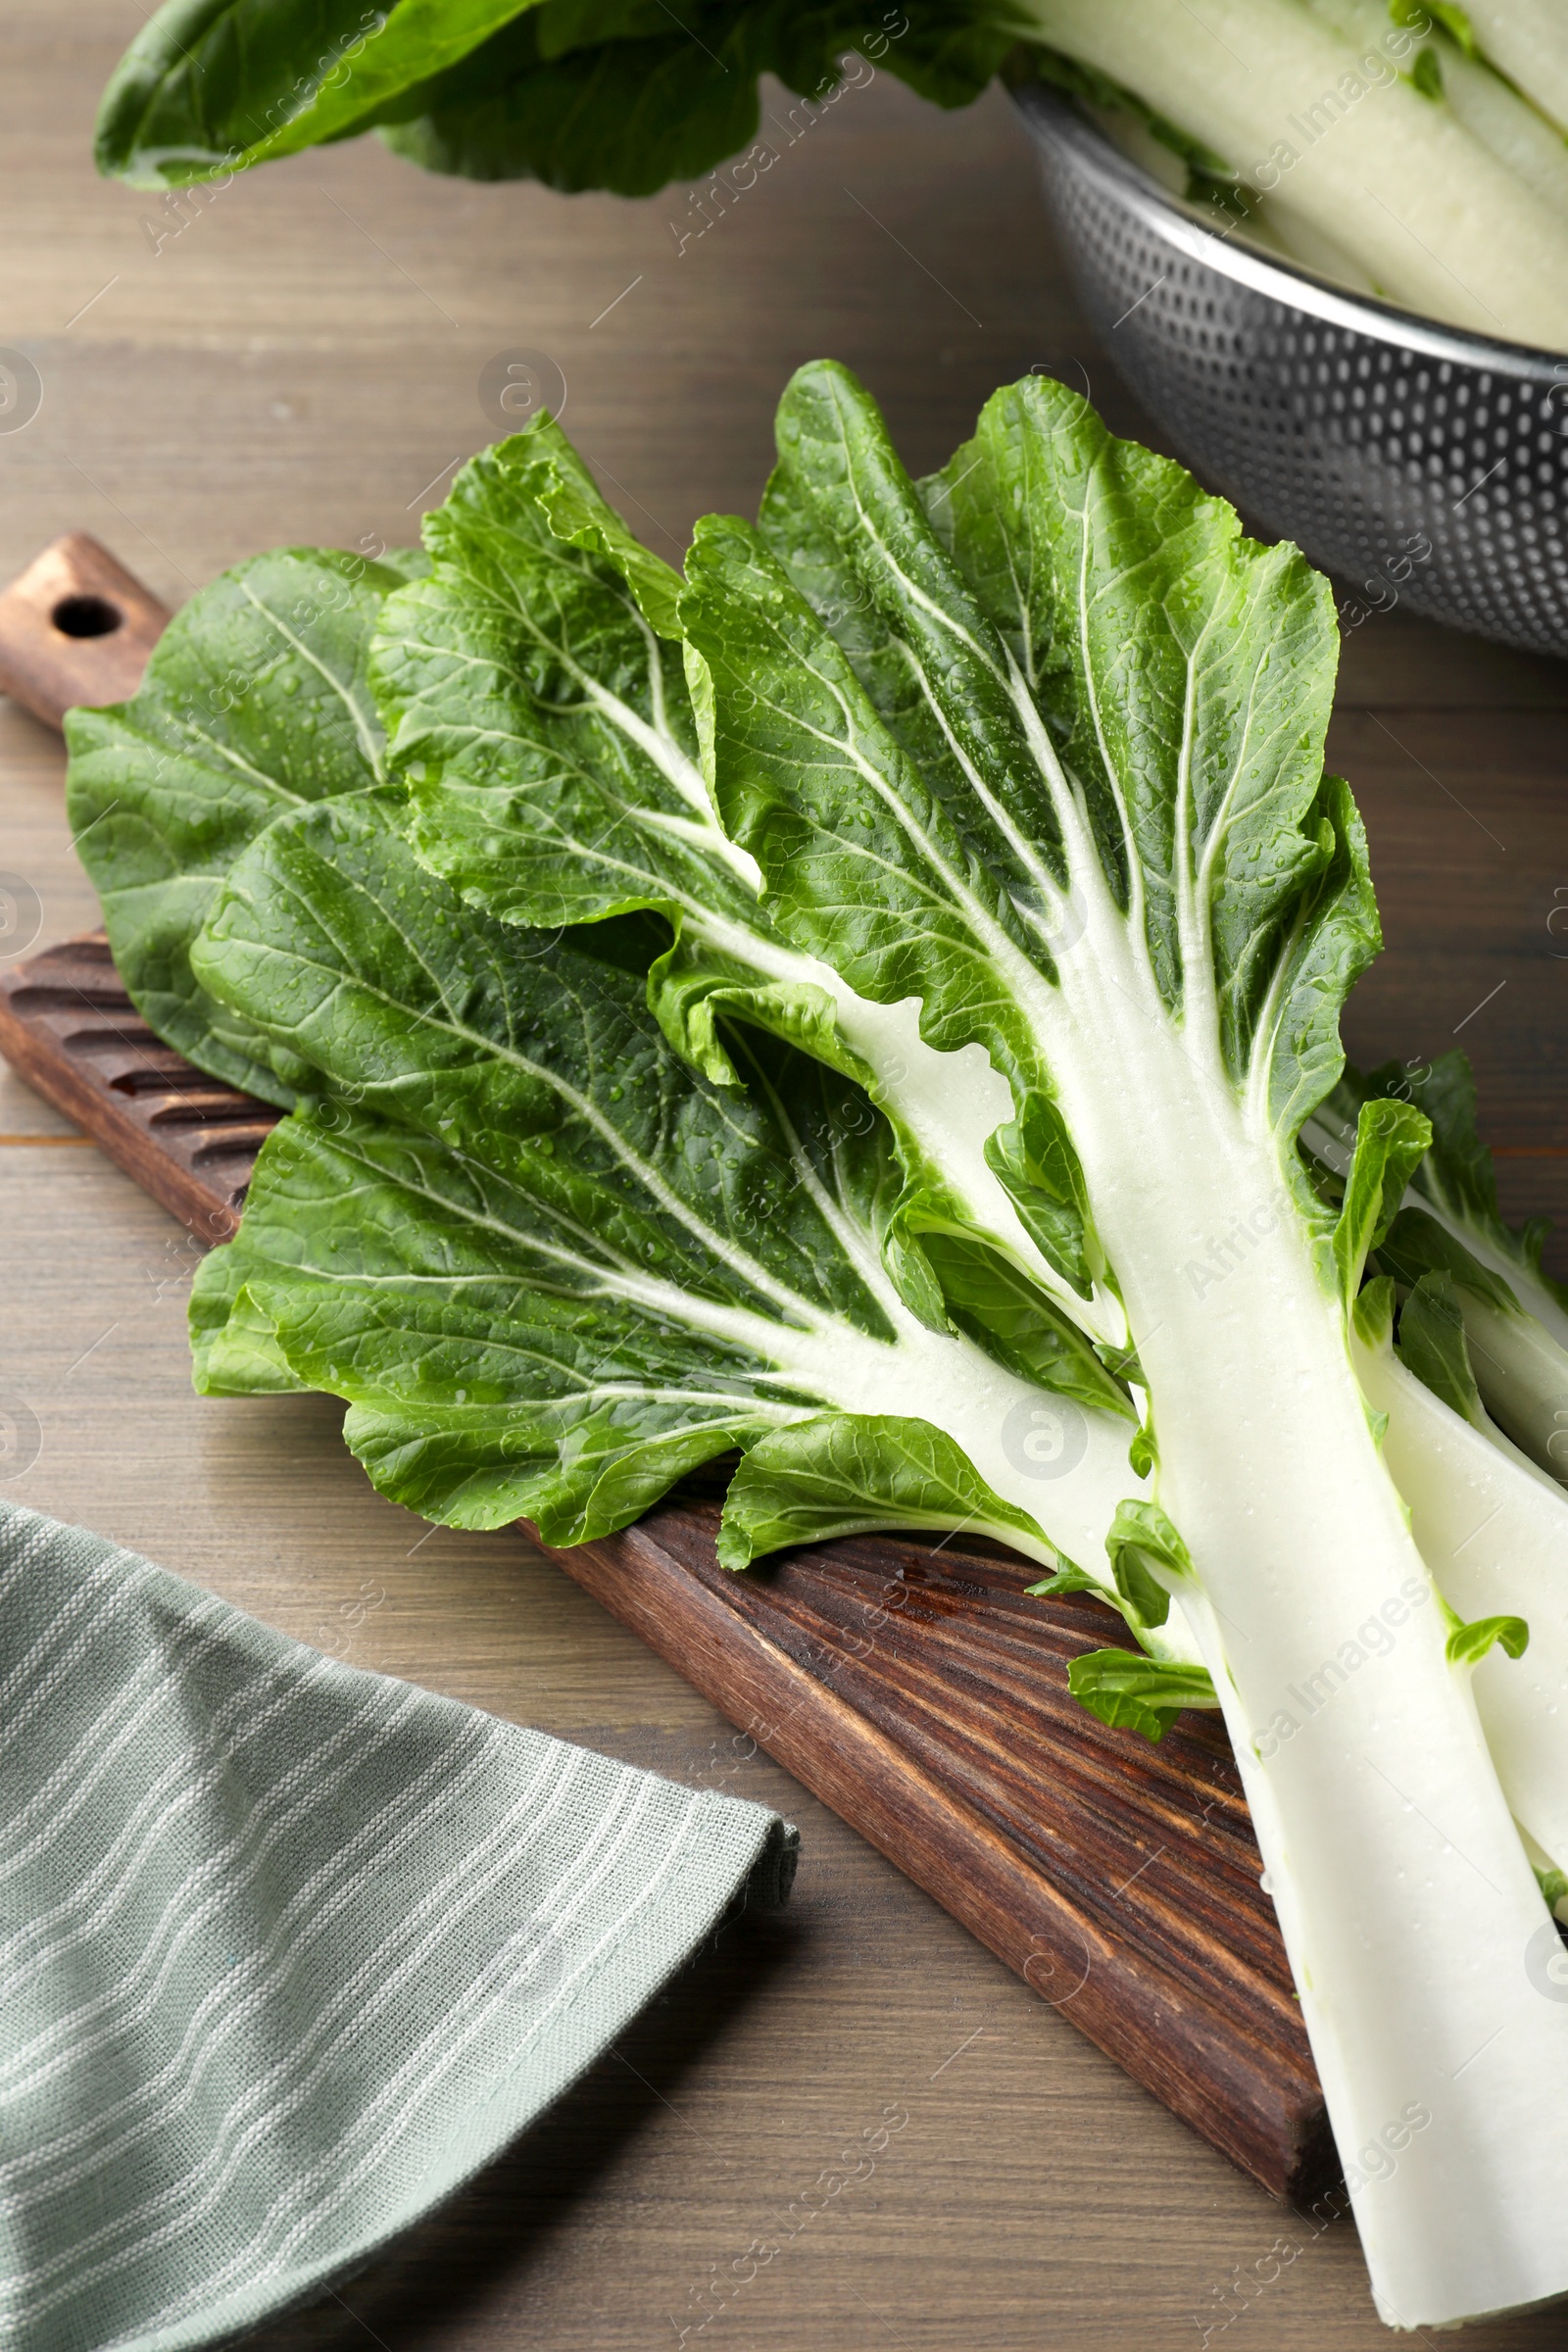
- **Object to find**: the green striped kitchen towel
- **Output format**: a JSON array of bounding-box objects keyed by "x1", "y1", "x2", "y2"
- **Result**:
[{"x1": 0, "y1": 1500, "x2": 796, "y2": 2352}]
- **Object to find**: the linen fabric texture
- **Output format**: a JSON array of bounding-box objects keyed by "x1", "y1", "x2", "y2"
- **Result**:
[{"x1": 0, "y1": 1500, "x2": 796, "y2": 2350}]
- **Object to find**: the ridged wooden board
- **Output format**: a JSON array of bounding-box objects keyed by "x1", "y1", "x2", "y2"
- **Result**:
[
  {"x1": 0, "y1": 928, "x2": 1332, "y2": 2204},
  {"x1": 551, "y1": 1498, "x2": 1332, "y2": 2201},
  {"x1": 0, "y1": 534, "x2": 1331, "y2": 2203},
  {"x1": 0, "y1": 932, "x2": 281, "y2": 1242}
]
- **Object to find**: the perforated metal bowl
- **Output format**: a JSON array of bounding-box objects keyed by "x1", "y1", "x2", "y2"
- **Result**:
[{"x1": 1013, "y1": 82, "x2": 1568, "y2": 660}]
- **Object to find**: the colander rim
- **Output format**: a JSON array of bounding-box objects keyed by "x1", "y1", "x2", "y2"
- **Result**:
[{"x1": 1010, "y1": 78, "x2": 1568, "y2": 385}]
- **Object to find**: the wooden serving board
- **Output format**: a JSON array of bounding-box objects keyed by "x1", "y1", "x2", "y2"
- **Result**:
[
  {"x1": 0, "y1": 532, "x2": 170, "y2": 728},
  {"x1": 0, "y1": 536, "x2": 1332, "y2": 2205}
]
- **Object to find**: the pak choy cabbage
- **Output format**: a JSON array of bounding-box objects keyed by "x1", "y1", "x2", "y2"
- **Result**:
[
  {"x1": 96, "y1": 0, "x2": 1568, "y2": 346},
  {"x1": 66, "y1": 368, "x2": 1568, "y2": 2329}
]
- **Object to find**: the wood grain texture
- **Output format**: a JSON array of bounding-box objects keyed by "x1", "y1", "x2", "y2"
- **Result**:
[
  {"x1": 0, "y1": 530, "x2": 169, "y2": 726},
  {"x1": 548, "y1": 1508, "x2": 1332, "y2": 2204},
  {"x1": 0, "y1": 932, "x2": 278, "y2": 1236},
  {"x1": 4, "y1": 15, "x2": 1568, "y2": 2344},
  {"x1": 0, "y1": 928, "x2": 1330, "y2": 2199}
]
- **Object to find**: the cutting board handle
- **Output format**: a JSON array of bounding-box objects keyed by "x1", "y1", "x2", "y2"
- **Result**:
[{"x1": 0, "y1": 533, "x2": 169, "y2": 732}]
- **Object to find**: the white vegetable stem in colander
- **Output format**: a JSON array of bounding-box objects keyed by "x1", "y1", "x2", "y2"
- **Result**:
[
  {"x1": 1015, "y1": 0, "x2": 1568, "y2": 347},
  {"x1": 1462, "y1": 0, "x2": 1568, "y2": 135}
]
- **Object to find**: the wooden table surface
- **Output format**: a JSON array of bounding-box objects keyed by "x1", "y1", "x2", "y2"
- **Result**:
[{"x1": 3, "y1": 10, "x2": 1567, "y2": 2348}]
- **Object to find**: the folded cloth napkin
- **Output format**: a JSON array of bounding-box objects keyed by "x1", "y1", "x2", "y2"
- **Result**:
[{"x1": 0, "y1": 1501, "x2": 796, "y2": 2352}]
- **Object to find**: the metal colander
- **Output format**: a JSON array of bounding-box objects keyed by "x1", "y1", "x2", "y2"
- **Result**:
[{"x1": 1014, "y1": 83, "x2": 1568, "y2": 660}]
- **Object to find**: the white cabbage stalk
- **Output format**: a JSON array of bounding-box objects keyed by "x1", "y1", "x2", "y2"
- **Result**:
[
  {"x1": 1015, "y1": 825, "x2": 1568, "y2": 2327},
  {"x1": 1438, "y1": 37, "x2": 1568, "y2": 212},
  {"x1": 1302, "y1": 0, "x2": 1568, "y2": 211},
  {"x1": 377, "y1": 392, "x2": 1568, "y2": 2322},
  {"x1": 717, "y1": 916, "x2": 1568, "y2": 1829},
  {"x1": 1305, "y1": 1104, "x2": 1568, "y2": 1477},
  {"x1": 682, "y1": 882, "x2": 1132, "y2": 1345},
  {"x1": 1243, "y1": 198, "x2": 1381, "y2": 295},
  {"x1": 1462, "y1": 0, "x2": 1568, "y2": 131},
  {"x1": 184, "y1": 791, "x2": 1190, "y2": 1659},
  {"x1": 641, "y1": 659, "x2": 1134, "y2": 1349},
  {"x1": 1014, "y1": 0, "x2": 1568, "y2": 344},
  {"x1": 680, "y1": 363, "x2": 1568, "y2": 2325},
  {"x1": 570, "y1": 791, "x2": 1203, "y2": 1653},
  {"x1": 1399, "y1": 1270, "x2": 1568, "y2": 1474},
  {"x1": 689, "y1": 605, "x2": 1568, "y2": 1864},
  {"x1": 361, "y1": 426, "x2": 1200, "y2": 1658},
  {"x1": 1357, "y1": 1312, "x2": 1568, "y2": 1877},
  {"x1": 1457, "y1": 1225, "x2": 1568, "y2": 1358}
]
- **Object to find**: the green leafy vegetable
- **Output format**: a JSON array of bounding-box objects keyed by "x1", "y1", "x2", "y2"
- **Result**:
[
  {"x1": 98, "y1": 0, "x2": 1007, "y2": 194},
  {"x1": 680, "y1": 361, "x2": 1367, "y2": 1184},
  {"x1": 1102, "y1": 1498, "x2": 1197, "y2": 1632},
  {"x1": 1067, "y1": 1648, "x2": 1220, "y2": 1742},
  {"x1": 96, "y1": 0, "x2": 1568, "y2": 343},
  {"x1": 379, "y1": 3, "x2": 1008, "y2": 195},
  {"x1": 65, "y1": 545, "x2": 422, "y2": 1103},
  {"x1": 1396, "y1": 1270, "x2": 1488, "y2": 1429},
  {"x1": 372, "y1": 423, "x2": 753, "y2": 948},
  {"x1": 1445, "y1": 1609, "x2": 1530, "y2": 1668},
  {"x1": 94, "y1": 0, "x2": 547, "y2": 187},
  {"x1": 58, "y1": 358, "x2": 1568, "y2": 2331},
  {"x1": 371, "y1": 415, "x2": 1134, "y2": 1358},
  {"x1": 188, "y1": 792, "x2": 1154, "y2": 1583},
  {"x1": 1536, "y1": 1863, "x2": 1568, "y2": 1915},
  {"x1": 1322, "y1": 1057, "x2": 1568, "y2": 1481},
  {"x1": 1331, "y1": 1099, "x2": 1432, "y2": 1306},
  {"x1": 714, "y1": 1410, "x2": 1057, "y2": 1571},
  {"x1": 677, "y1": 355, "x2": 1568, "y2": 2328},
  {"x1": 1380, "y1": 1202, "x2": 1525, "y2": 1317},
  {"x1": 1348, "y1": 1054, "x2": 1568, "y2": 1322}
]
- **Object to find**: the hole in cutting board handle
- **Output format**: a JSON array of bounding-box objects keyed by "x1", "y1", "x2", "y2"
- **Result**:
[{"x1": 51, "y1": 594, "x2": 122, "y2": 640}]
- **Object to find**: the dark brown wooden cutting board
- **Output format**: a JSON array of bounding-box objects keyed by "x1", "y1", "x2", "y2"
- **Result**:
[{"x1": 0, "y1": 534, "x2": 1333, "y2": 2205}]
